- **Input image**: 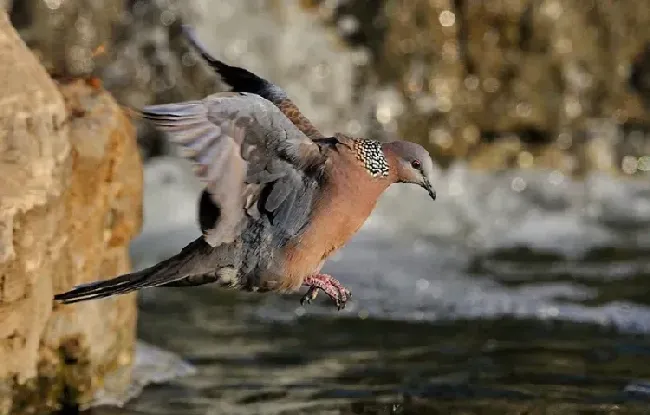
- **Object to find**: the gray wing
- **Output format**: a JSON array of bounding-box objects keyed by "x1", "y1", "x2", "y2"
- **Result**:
[
  {"x1": 141, "y1": 92, "x2": 327, "y2": 247},
  {"x1": 181, "y1": 24, "x2": 326, "y2": 140}
]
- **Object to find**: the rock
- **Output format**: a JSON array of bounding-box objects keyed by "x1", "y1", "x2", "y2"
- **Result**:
[
  {"x1": 313, "y1": 0, "x2": 650, "y2": 174},
  {"x1": 8, "y1": 0, "x2": 122, "y2": 78},
  {"x1": 0, "y1": 11, "x2": 142, "y2": 414}
]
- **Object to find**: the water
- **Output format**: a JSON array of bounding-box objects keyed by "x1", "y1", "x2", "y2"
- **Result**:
[{"x1": 90, "y1": 159, "x2": 650, "y2": 414}]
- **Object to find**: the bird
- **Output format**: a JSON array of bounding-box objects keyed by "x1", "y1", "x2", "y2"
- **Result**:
[{"x1": 53, "y1": 25, "x2": 438, "y2": 310}]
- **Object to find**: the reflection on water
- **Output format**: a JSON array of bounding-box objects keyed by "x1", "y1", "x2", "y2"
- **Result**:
[{"x1": 91, "y1": 159, "x2": 650, "y2": 414}]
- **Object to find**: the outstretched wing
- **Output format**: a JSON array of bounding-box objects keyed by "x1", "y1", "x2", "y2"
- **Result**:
[
  {"x1": 182, "y1": 24, "x2": 325, "y2": 140},
  {"x1": 141, "y1": 92, "x2": 327, "y2": 247}
]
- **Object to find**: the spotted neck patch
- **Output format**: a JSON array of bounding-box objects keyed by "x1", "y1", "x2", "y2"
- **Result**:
[{"x1": 352, "y1": 139, "x2": 390, "y2": 178}]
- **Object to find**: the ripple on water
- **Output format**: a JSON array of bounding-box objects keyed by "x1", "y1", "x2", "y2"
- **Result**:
[{"x1": 107, "y1": 159, "x2": 650, "y2": 413}]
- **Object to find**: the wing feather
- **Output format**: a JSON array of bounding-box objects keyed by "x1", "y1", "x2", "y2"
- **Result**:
[
  {"x1": 141, "y1": 92, "x2": 326, "y2": 247},
  {"x1": 182, "y1": 24, "x2": 326, "y2": 140}
]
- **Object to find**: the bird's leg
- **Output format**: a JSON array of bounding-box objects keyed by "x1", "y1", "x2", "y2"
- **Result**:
[{"x1": 300, "y1": 274, "x2": 351, "y2": 310}]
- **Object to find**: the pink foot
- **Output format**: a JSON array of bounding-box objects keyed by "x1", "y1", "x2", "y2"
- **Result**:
[{"x1": 301, "y1": 274, "x2": 351, "y2": 310}]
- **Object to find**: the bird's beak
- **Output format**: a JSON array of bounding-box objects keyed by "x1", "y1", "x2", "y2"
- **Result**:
[{"x1": 422, "y1": 179, "x2": 436, "y2": 201}]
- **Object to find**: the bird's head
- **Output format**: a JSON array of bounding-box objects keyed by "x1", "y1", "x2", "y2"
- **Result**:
[{"x1": 383, "y1": 140, "x2": 437, "y2": 201}]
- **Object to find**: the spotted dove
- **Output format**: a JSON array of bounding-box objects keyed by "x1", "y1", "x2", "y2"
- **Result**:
[{"x1": 53, "y1": 26, "x2": 438, "y2": 310}]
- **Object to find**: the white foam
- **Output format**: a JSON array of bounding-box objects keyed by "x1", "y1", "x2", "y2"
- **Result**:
[{"x1": 130, "y1": 158, "x2": 650, "y2": 335}]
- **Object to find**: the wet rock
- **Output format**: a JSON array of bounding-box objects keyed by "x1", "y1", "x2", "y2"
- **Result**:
[
  {"x1": 0, "y1": 11, "x2": 142, "y2": 413},
  {"x1": 8, "y1": 0, "x2": 121, "y2": 77},
  {"x1": 315, "y1": 0, "x2": 650, "y2": 174}
]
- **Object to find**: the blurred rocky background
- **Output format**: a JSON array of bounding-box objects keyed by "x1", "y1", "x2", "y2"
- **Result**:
[
  {"x1": 6, "y1": 0, "x2": 649, "y2": 175},
  {"x1": 3, "y1": 1, "x2": 650, "y2": 413}
]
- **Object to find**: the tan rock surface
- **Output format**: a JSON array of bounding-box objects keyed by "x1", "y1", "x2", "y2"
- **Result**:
[{"x1": 0, "y1": 11, "x2": 142, "y2": 414}]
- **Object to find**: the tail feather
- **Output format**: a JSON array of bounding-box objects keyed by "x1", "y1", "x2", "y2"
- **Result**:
[
  {"x1": 54, "y1": 238, "x2": 226, "y2": 304},
  {"x1": 181, "y1": 24, "x2": 287, "y2": 104}
]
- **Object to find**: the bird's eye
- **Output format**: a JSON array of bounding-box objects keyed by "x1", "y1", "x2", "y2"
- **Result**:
[{"x1": 411, "y1": 159, "x2": 421, "y2": 169}]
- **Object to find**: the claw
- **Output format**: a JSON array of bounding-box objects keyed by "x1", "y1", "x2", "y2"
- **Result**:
[
  {"x1": 335, "y1": 286, "x2": 348, "y2": 310},
  {"x1": 301, "y1": 274, "x2": 351, "y2": 310},
  {"x1": 300, "y1": 286, "x2": 319, "y2": 305}
]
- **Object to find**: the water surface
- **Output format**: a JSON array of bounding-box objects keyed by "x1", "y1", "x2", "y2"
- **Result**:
[{"x1": 92, "y1": 159, "x2": 650, "y2": 414}]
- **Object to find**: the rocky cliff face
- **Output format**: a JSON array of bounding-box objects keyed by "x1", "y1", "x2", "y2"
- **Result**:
[{"x1": 0, "y1": 11, "x2": 142, "y2": 413}]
